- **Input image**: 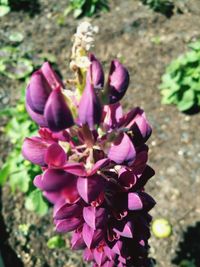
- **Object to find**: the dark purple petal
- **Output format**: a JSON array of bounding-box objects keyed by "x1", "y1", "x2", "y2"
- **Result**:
[
  {"x1": 89, "y1": 158, "x2": 110, "y2": 176},
  {"x1": 113, "y1": 221, "x2": 134, "y2": 238},
  {"x1": 45, "y1": 143, "x2": 66, "y2": 167},
  {"x1": 102, "y1": 103, "x2": 123, "y2": 130},
  {"x1": 82, "y1": 223, "x2": 104, "y2": 248},
  {"x1": 22, "y1": 137, "x2": 50, "y2": 166},
  {"x1": 83, "y1": 206, "x2": 107, "y2": 229},
  {"x1": 120, "y1": 108, "x2": 152, "y2": 143},
  {"x1": 55, "y1": 217, "x2": 83, "y2": 233},
  {"x1": 53, "y1": 200, "x2": 81, "y2": 220},
  {"x1": 108, "y1": 133, "x2": 136, "y2": 165},
  {"x1": 71, "y1": 230, "x2": 86, "y2": 250},
  {"x1": 61, "y1": 180, "x2": 80, "y2": 204},
  {"x1": 107, "y1": 60, "x2": 129, "y2": 104},
  {"x1": 26, "y1": 71, "x2": 51, "y2": 114},
  {"x1": 63, "y1": 162, "x2": 86, "y2": 176},
  {"x1": 44, "y1": 87, "x2": 74, "y2": 132},
  {"x1": 34, "y1": 169, "x2": 76, "y2": 192},
  {"x1": 78, "y1": 78, "x2": 102, "y2": 130},
  {"x1": 77, "y1": 175, "x2": 106, "y2": 204},
  {"x1": 89, "y1": 54, "x2": 104, "y2": 89},
  {"x1": 26, "y1": 102, "x2": 48, "y2": 127},
  {"x1": 118, "y1": 167, "x2": 137, "y2": 189},
  {"x1": 128, "y1": 192, "x2": 156, "y2": 211},
  {"x1": 41, "y1": 62, "x2": 64, "y2": 89}
]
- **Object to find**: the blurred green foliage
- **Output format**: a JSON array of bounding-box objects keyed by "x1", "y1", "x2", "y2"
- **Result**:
[
  {"x1": 0, "y1": 87, "x2": 48, "y2": 216},
  {"x1": 64, "y1": 0, "x2": 109, "y2": 18},
  {"x1": 0, "y1": 0, "x2": 10, "y2": 17},
  {"x1": 141, "y1": 0, "x2": 174, "y2": 17},
  {"x1": 47, "y1": 235, "x2": 66, "y2": 249},
  {"x1": 159, "y1": 40, "x2": 200, "y2": 112}
]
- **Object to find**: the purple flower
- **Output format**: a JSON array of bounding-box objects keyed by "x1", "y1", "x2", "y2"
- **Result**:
[
  {"x1": 22, "y1": 54, "x2": 155, "y2": 267},
  {"x1": 106, "y1": 60, "x2": 130, "y2": 104},
  {"x1": 78, "y1": 67, "x2": 102, "y2": 130}
]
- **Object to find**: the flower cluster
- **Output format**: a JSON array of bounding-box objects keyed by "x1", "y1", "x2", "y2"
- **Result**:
[{"x1": 22, "y1": 24, "x2": 155, "y2": 267}]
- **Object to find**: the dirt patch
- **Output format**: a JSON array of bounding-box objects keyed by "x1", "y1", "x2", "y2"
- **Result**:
[{"x1": 1, "y1": 0, "x2": 200, "y2": 266}]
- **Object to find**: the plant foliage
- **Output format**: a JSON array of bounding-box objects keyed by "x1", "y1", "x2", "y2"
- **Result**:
[
  {"x1": 0, "y1": 87, "x2": 48, "y2": 216},
  {"x1": 141, "y1": 0, "x2": 174, "y2": 17},
  {"x1": 159, "y1": 40, "x2": 200, "y2": 112},
  {"x1": 65, "y1": 0, "x2": 109, "y2": 18}
]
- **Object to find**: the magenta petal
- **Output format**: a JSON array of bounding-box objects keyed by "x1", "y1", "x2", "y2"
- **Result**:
[
  {"x1": 108, "y1": 133, "x2": 136, "y2": 165},
  {"x1": 34, "y1": 169, "x2": 76, "y2": 192},
  {"x1": 107, "y1": 60, "x2": 129, "y2": 104},
  {"x1": 89, "y1": 158, "x2": 109, "y2": 176},
  {"x1": 55, "y1": 217, "x2": 82, "y2": 233},
  {"x1": 41, "y1": 62, "x2": 64, "y2": 89},
  {"x1": 113, "y1": 221, "x2": 134, "y2": 238},
  {"x1": 26, "y1": 102, "x2": 48, "y2": 127},
  {"x1": 77, "y1": 175, "x2": 105, "y2": 203},
  {"x1": 71, "y1": 231, "x2": 86, "y2": 250},
  {"x1": 103, "y1": 103, "x2": 123, "y2": 130},
  {"x1": 45, "y1": 143, "x2": 66, "y2": 167},
  {"x1": 53, "y1": 200, "x2": 81, "y2": 220},
  {"x1": 82, "y1": 223, "x2": 104, "y2": 248},
  {"x1": 26, "y1": 71, "x2": 51, "y2": 114},
  {"x1": 93, "y1": 248, "x2": 107, "y2": 266},
  {"x1": 22, "y1": 137, "x2": 49, "y2": 166},
  {"x1": 63, "y1": 162, "x2": 86, "y2": 176},
  {"x1": 78, "y1": 79, "x2": 102, "y2": 130},
  {"x1": 89, "y1": 54, "x2": 104, "y2": 89},
  {"x1": 61, "y1": 179, "x2": 80, "y2": 204},
  {"x1": 43, "y1": 191, "x2": 61, "y2": 204},
  {"x1": 83, "y1": 206, "x2": 106, "y2": 229},
  {"x1": 83, "y1": 248, "x2": 94, "y2": 262},
  {"x1": 128, "y1": 192, "x2": 143, "y2": 211},
  {"x1": 44, "y1": 87, "x2": 74, "y2": 132}
]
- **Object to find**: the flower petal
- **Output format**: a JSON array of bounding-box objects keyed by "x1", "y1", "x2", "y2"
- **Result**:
[
  {"x1": 78, "y1": 78, "x2": 102, "y2": 130},
  {"x1": 82, "y1": 223, "x2": 104, "y2": 248},
  {"x1": 102, "y1": 103, "x2": 123, "y2": 130},
  {"x1": 41, "y1": 62, "x2": 64, "y2": 89},
  {"x1": 55, "y1": 217, "x2": 83, "y2": 233},
  {"x1": 89, "y1": 53, "x2": 104, "y2": 89},
  {"x1": 108, "y1": 133, "x2": 136, "y2": 165},
  {"x1": 22, "y1": 137, "x2": 49, "y2": 166},
  {"x1": 34, "y1": 169, "x2": 76, "y2": 192},
  {"x1": 26, "y1": 71, "x2": 51, "y2": 114},
  {"x1": 53, "y1": 199, "x2": 81, "y2": 220},
  {"x1": 107, "y1": 60, "x2": 129, "y2": 104},
  {"x1": 45, "y1": 143, "x2": 66, "y2": 167},
  {"x1": 83, "y1": 206, "x2": 107, "y2": 229},
  {"x1": 26, "y1": 102, "x2": 47, "y2": 127},
  {"x1": 44, "y1": 87, "x2": 74, "y2": 132},
  {"x1": 71, "y1": 230, "x2": 86, "y2": 250},
  {"x1": 77, "y1": 175, "x2": 106, "y2": 204},
  {"x1": 63, "y1": 162, "x2": 86, "y2": 176}
]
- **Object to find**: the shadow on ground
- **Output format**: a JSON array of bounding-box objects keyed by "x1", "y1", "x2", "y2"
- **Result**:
[
  {"x1": 8, "y1": 0, "x2": 40, "y2": 16},
  {"x1": 0, "y1": 189, "x2": 24, "y2": 267},
  {"x1": 173, "y1": 222, "x2": 200, "y2": 267}
]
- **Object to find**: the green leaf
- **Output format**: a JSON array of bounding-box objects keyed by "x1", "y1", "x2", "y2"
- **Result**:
[
  {"x1": 8, "y1": 32, "x2": 24, "y2": 43},
  {"x1": 188, "y1": 40, "x2": 200, "y2": 51},
  {"x1": 25, "y1": 189, "x2": 48, "y2": 216},
  {"x1": 177, "y1": 90, "x2": 195, "y2": 111},
  {"x1": 9, "y1": 169, "x2": 30, "y2": 193},
  {"x1": 0, "y1": 5, "x2": 10, "y2": 17},
  {"x1": 47, "y1": 235, "x2": 65, "y2": 249},
  {"x1": 0, "y1": 163, "x2": 10, "y2": 186},
  {"x1": 179, "y1": 259, "x2": 196, "y2": 267},
  {"x1": 3, "y1": 58, "x2": 33, "y2": 80}
]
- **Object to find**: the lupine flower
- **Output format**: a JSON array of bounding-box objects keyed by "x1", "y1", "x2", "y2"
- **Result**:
[{"x1": 22, "y1": 22, "x2": 155, "y2": 267}]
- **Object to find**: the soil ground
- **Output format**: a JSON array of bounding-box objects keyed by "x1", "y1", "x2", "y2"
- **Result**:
[{"x1": 0, "y1": 0, "x2": 200, "y2": 266}]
